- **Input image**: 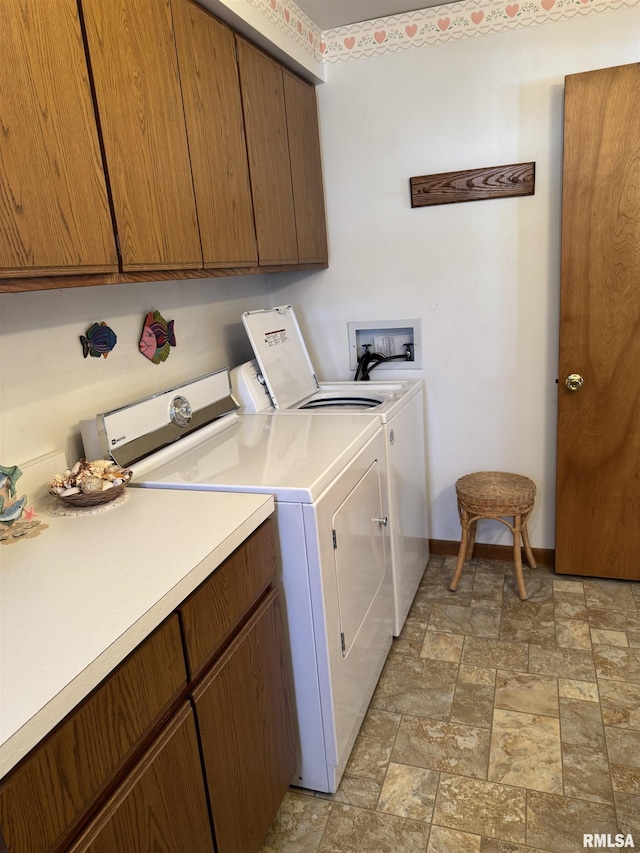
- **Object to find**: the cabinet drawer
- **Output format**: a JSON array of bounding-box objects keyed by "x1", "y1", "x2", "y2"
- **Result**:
[
  {"x1": 0, "y1": 615, "x2": 186, "y2": 853},
  {"x1": 179, "y1": 519, "x2": 276, "y2": 678}
]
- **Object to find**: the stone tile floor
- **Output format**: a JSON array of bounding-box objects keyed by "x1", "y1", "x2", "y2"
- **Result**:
[{"x1": 260, "y1": 555, "x2": 640, "y2": 853}]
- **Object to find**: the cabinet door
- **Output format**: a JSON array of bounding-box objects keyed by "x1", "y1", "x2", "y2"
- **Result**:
[
  {"x1": 171, "y1": 0, "x2": 257, "y2": 268},
  {"x1": 81, "y1": 0, "x2": 202, "y2": 271},
  {"x1": 0, "y1": 0, "x2": 117, "y2": 278},
  {"x1": 68, "y1": 705, "x2": 215, "y2": 853},
  {"x1": 236, "y1": 38, "x2": 298, "y2": 265},
  {"x1": 283, "y1": 71, "x2": 328, "y2": 264},
  {"x1": 193, "y1": 588, "x2": 295, "y2": 853}
]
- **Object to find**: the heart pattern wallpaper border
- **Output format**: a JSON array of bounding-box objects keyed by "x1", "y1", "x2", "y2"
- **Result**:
[
  {"x1": 245, "y1": 0, "x2": 324, "y2": 63},
  {"x1": 321, "y1": 0, "x2": 640, "y2": 62},
  {"x1": 246, "y1": 0, "x2": 639, "y2": 65}
]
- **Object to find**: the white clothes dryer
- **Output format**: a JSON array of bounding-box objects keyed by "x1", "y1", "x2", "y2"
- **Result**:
[
  {"x1": 81, "y1": 369, "x2": 393, "y2": 794},
  {"x1": 231, "y1": 304, "x2": 430, "y2": 636}
]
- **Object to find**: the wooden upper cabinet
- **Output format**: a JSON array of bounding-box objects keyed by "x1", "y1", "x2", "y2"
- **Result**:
[
  {"x1": 0, "y1": 0, "x2": 117, "y2": 279},
  {"x1": 283, "y1": 71, "x2": 328, "y2": 264},
  {"x1": 81, "y1": 0, "x2": 202, "y2": 271},
  {"x1": 236, "y1": 38, "x2": 298, "y2": 266},
  {"x1": 171, "y1": 0, "x2": 257, "y2": 267}
]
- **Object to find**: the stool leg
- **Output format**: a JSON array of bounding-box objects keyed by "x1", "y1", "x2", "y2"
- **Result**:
[
  {"x1": 521, "y1": 521, "x2": 537, "y2": 569},
  {"x1": 450, "y1": 509, "x2": 470, "y2": 592},
  {"x1": 512, "y1": 514, "x2": 528, "y2": 600},
  {"x1": 465, "y1": 520, "x2": 477, "y2": 560}
]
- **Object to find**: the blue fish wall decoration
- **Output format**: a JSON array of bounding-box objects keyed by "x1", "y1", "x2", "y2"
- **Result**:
[{"x1": 80, "y1": 322, "x2": 117, "y2": 359}]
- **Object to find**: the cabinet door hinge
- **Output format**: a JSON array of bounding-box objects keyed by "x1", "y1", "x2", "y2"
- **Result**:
[{"x1": 332, "y1": 529, "x2": 337, "y2": 549}]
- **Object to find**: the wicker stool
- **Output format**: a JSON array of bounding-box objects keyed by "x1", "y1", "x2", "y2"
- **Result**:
[{"x1": 449, "y1": 471, "x2": 537, "y2": 600}]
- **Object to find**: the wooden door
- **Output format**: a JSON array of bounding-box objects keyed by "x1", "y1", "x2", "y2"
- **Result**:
[
  {"x1": 0, "y1": 0, "x2": 117, "y2": 278},
  {"x1": 171, "y1": 0, "x2": 257, "y2": 268},
  {"x1": 193, "y1": 588, "x2": 295, "y2": 853},
  {"x1": 68, "y1": 705, "x2": 215, "y2": 853},
  {"x1": 555, "y1": 63, "x2": 640, "y2": 580},
  {"x1": 236, "y1": 38, "x2": 298, "y2": 265},
  {"x1": 283, "y1": 70, "x2": 328, "y2": 264},
  {"x1": 81, "y1": 0, "x2": 202, "y2": 271}
]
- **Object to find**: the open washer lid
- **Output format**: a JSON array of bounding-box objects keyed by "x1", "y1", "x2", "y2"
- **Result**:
[{"x1": 242, "y1": 305, "x2": 320, "y2": 410}]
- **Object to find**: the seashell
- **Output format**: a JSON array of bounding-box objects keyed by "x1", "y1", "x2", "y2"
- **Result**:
[
  {"x1": 60, "y1": 486, "x2": 81, "y2": 496},
  {"x1": 81, "y1": 476, "x2": 104, "y2": 494},
  {"x1": 101, "y1": 480, "x2": 115, "y2": 491}
]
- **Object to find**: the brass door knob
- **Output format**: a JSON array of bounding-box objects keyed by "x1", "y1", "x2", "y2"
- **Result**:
[{"x1": 565, "y1": 374, "x2": 584, "y2": 391}]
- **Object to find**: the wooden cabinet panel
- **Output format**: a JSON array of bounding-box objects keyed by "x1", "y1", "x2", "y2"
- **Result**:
[
  {"x1": 171, "y1": 0, "x2": 257, "y2": 267},
  {"x1": 81, "y1": 0, "x2": 202, "y2": 271},
  {"x1": 236, "y1": 38, "x2": 298, "y2": 265},
  {"x1": 0, "y1": 0, "x2": 117, "y2": 278},
  {"x1": 283, "y1": 71, "x2": 328, "y2": 264},
  {"x1": 68, "y1": 704, "x2": 214, "y2": 853},
  {"x1": 179, "y1": 519, "x2": 276, "y2": 678},
  {"x1": 0, "y1": 616, "x2": 186, "y2": 853},
  {"x1": 193, "y1": 588, "x2": 295, "y2": 853}
]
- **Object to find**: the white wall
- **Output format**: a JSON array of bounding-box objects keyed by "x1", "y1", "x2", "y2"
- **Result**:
[
  {"x1": 271, "y1": 8, "x2": 640, "y2": 549},
  {"x1": 0, "y1": 276, "x2": 272, "y2": 467}
]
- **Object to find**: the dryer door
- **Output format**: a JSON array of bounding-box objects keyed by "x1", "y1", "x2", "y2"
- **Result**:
[{"x1": 333, "y1": 460, "x2": 387, "y2": 657}]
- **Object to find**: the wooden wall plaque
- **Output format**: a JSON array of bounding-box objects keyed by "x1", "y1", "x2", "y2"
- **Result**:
[{"x1": 410, "y1": 162, "x2": 535, "y2": 208}]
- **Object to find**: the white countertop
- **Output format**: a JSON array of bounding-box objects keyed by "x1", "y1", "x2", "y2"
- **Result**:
[{"x1": 0, "y1": 486, "x2": 274, "y2": 778}]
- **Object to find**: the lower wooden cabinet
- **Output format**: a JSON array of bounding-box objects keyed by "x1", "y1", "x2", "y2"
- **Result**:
[
  {"x1": 0, "y1": 615, "x2": 186, "y2": 853},
  {"x1": 0, "y1": 520, "x2": 293, "y2": 853},
  {"x1": 68, "y1": 705, "x2": 214, "y2": 853},
  {"x1": 179, "y1": 517, "x2": 277, "y2": 679},
  {"x1": 194, "y1": 587, "x2": 296, "y2": 853}
]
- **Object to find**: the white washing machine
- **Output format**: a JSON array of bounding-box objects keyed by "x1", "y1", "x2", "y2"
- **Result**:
[
  {"x1": 231, "y1": 304, "x2": 430, "y2": 636},
  {"x1": 81, "y1": 369, "x2": 393, "y2": 794}
]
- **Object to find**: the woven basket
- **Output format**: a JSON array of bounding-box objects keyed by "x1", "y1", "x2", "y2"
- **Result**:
[{"x1": 49, "y1": 473, "x2": 132, "y2": 507}]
